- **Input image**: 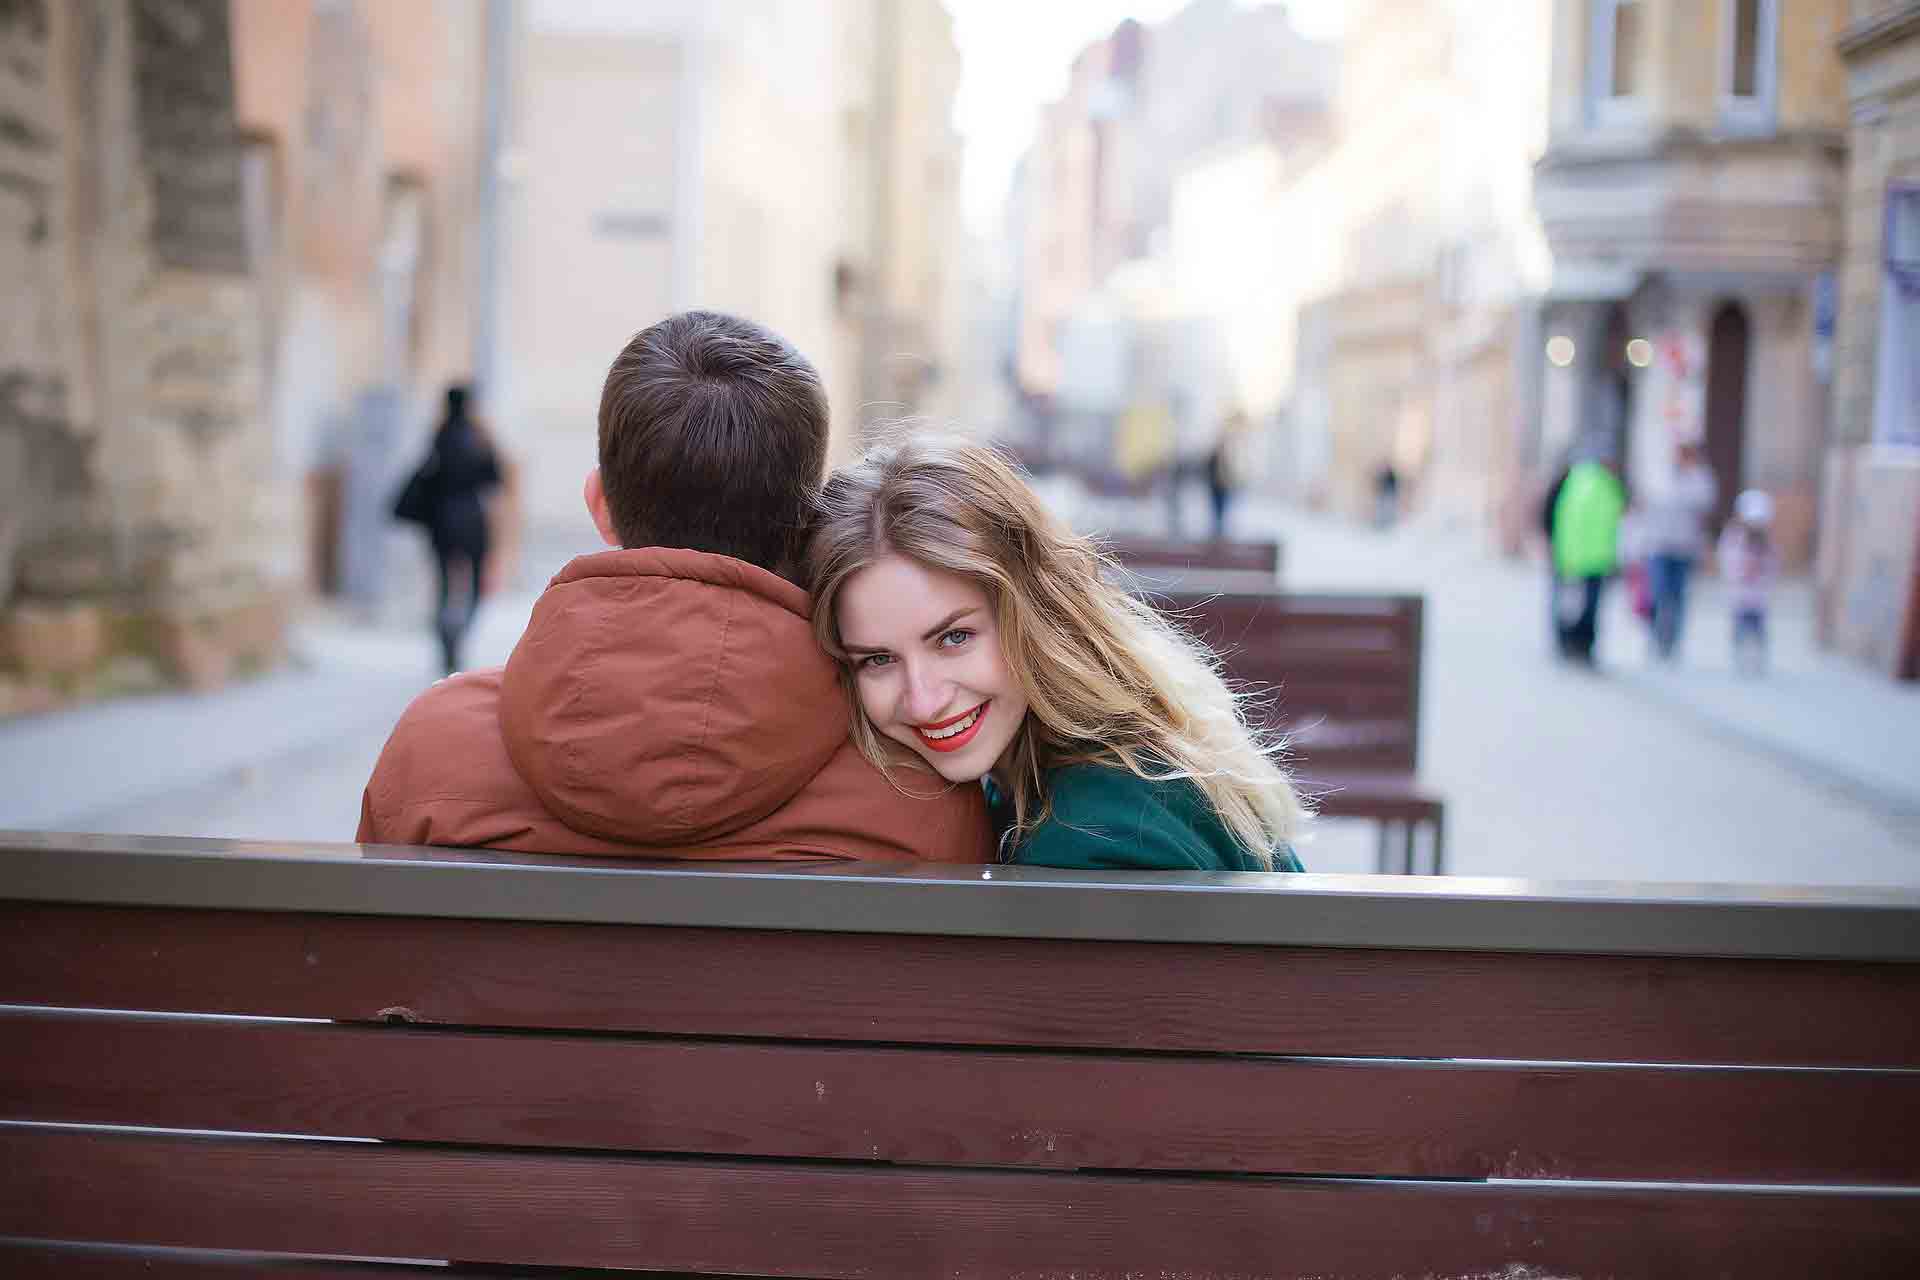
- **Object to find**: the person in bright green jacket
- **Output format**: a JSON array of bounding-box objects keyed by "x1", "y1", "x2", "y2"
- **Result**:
[
  {"x1": 806, "y1": 437, "x2": 1306, "y2": 874},
  {"x1": 1550, "y1": 455, "x2": 1626, "y2": 666}
]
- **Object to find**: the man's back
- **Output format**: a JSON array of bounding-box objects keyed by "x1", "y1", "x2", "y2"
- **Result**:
[{"x1": 359, "y1": 548, "x2": 990, "y2": 863}]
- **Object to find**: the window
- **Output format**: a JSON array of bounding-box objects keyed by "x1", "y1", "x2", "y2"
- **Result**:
[
  {"x1": 1875, "y1": 186, "x2": 1920, "y2": 447},
  {"x1": 1588, "y1": 0, "x2": 1646, "y2": 124},
  {"x1": 1720, "y1": 0, "x2": 1779, "y2": 132}
]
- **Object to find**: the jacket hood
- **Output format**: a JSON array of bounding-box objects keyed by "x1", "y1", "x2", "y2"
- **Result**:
[{"x1": 500, "y1": 548, "x2": 848, "y2": 846}]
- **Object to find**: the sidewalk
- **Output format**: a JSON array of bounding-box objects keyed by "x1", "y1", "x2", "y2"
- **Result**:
[
  {"x1": 1603, "y1": 575, "x2": 1920, "y2": 819},
  {"x1": 1230, "y1": 495, "x2": 1920, "y2": 826},
  {"x1": 0, "y1": 523, "x2": 600, "y2": 838}
]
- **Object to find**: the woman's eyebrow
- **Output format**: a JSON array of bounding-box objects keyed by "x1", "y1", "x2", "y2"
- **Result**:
[
  {"x1": 920, "y1": 607, "x2": 979, "y2": 642},
  {"x1": 842, "y1": 607, "x2": 982, "y2": 656}
]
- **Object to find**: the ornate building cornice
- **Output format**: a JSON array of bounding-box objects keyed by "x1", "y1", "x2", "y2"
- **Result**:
[{"x1": 1837, "y1": 3, "x2": 1920, "y2": 61}]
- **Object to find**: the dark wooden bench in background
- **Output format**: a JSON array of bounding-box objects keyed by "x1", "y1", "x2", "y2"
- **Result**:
[
  {"x1": 1156, "y1": 590, "x2": 1444, "y2": 872},
  {"x1": 4, "y1": 832, "x2": 1919, "y2": 1277},
  {"x1": 1109, "y1": 536, "x2": 1282, "y2": 577},
  {"x1": 1108, "y1": 535, "x2": 1283, "y2": 593}
]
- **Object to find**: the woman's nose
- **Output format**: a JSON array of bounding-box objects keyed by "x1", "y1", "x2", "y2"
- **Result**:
[{"x1": 901, "y1": 662, "x2": 952, "y2": 723}]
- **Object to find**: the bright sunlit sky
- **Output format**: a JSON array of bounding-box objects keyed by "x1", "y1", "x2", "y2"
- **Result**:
[{"x1": 949, "y1": 0, "x2": 1349, "y2": 234}]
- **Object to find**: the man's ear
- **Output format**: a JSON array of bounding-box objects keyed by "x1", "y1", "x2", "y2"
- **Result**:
[{"x1": 583, "y1": 468, "x2": 620, "y2": 547}]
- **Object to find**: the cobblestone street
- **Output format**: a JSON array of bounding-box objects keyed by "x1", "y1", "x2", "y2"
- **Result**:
[{"x1": 5, "y1": 504, "x2": 1916, "y2": 887}]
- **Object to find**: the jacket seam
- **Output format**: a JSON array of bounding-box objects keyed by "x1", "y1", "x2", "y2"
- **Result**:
[{"x1": 677, "y1": 589, "x2": 737, "y2": 835}]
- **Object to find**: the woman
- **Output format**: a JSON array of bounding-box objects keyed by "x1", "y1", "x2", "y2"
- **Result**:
[
  {"x1": 1639, "y1": 441, "x2": 1718, "y2": 662},
  {"x1": 806, "y1": 437, "x2": 1304, "y2": 872},
  {"x1": 402, "y1": 384, "x2": 501, "y2": 673}
]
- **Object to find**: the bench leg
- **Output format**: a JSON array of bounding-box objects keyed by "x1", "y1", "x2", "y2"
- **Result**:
[
  {"x1": 1401, "y1": 821, "x2": 1416, "y2": 876},
  {"x1": 1429, "y1": 811, "x2": 1447, "y2": 876}
]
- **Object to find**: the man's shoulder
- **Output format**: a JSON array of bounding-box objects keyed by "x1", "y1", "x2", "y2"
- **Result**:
[
  {"x1": 360, "y1": 668, "x2": 520, "y2": 845},
  {"x1": 389, "y1": 667, "x2": 504, "y2": 749},
  {"x1": 764, "y1": 742, "x2": 993, "y2": 863}
]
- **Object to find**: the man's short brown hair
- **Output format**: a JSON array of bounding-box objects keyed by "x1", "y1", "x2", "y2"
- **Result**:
[{"x1": 597, "y1": 311, "x2": 830, "y2": 576}]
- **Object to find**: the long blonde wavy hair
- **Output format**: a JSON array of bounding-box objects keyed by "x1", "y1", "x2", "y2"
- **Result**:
[{"x1": 805, "y1": 436, "x2": 1304, "y2": 866}]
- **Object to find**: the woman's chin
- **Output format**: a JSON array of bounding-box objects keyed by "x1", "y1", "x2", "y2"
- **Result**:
[
  {"x1": 891, "y1": 738, "x2": 989, "y2": 784},
  {"x1": 931, "y1": 758, "x2": 990, "y2": 784}
]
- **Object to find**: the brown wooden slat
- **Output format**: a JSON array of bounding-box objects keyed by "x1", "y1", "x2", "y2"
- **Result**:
[
  {"x1": 1109, "y1": 537, "x2": 1280, "y2": 575},
  {"x1": 0, "y1": 1239, "x2": 720, "y2": 1278},
  {"x1": 0, "y1": 1239, "x2": 447, "y2": 1277},
  {"x1": 5, "y1": 904, "x2": 1919, "y2": 1067},
  {"x1": 1244, "y1": 683, "x2": 1416, "y2": 715},
  {"x1": 4, "y1": 1129, "x2": 1916, "y2": 1279},
  {"x1": 4, "y1": 1010, "x2": 1917, "y2": 1183},
  {"x1": 1165, "y1": 604, "x2": 1417, "y2": 640},
  {"x1": 1186, "y1": 629, "x2": 1417, "y2": 666}
]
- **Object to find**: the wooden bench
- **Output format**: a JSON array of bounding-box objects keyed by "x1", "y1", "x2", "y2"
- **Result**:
[
  {"x1": 1153, "y1": 589, "x2": 1444, "y2": 873},
  {"x1": 3, "y1": 832, "x2": 1918, "y2": 1276},
  {"x1": 1107, "y1": 536, "x2": 1284, "y2": 592}
]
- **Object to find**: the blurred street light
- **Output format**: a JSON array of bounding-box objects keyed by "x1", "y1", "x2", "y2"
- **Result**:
[{"x1": 1546, "y1": 335, "x2": 1576, "y2": 367}]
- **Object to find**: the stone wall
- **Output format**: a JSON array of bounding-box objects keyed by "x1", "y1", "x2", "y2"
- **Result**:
[
  {"x1": 1818, "y1": 2, "x2": 1920, "y2": 677},
  {"x1": 1831, "y1": 4, "x2": 1920, "y2": 448},
  {"x1": 0, "y1": 0, "x2": 83, "y2": 607},
  {"x1": 0, "y1": 0, "x2": 285, "y2": 717}
]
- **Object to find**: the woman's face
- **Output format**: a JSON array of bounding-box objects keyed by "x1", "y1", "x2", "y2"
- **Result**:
[{"x1": 835, "y1": 553, "x2": 1029, "y2": 784}]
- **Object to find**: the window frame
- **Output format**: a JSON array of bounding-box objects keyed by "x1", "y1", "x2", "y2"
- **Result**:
[
  {"x1": 1586, "y1": 0, "x2": 1648, "y2": 127},
  {"x1": 1718, "y1": 0, "x2": 1780, "y2": 134},
  {"x1": 1874, "y1": 184, "x2": 1920, "y2": 448}
]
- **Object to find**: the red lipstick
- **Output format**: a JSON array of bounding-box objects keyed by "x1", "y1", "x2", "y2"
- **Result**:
[{"x1": 913, "y1": 701, "x2": 989, "y2": 754}]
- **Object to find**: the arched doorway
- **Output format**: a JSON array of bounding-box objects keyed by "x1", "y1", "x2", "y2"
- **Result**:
[{"x1": 1704, "y1": 301, "x2": 1750, "y2": 531}]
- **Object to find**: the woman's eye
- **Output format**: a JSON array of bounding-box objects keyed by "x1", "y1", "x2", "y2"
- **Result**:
[
  {"x1": 858, "y1": 653, "x2": 893, "y2": 670},
  {"x1": 939, "y1": 629, "x2": 973, "y2": 648}
]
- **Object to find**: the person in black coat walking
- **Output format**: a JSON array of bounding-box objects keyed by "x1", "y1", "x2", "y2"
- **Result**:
[{"x1": 400, "y1": 385, "x2": 502, "y2": 673}]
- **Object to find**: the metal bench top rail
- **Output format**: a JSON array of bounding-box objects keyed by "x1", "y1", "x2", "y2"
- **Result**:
[{"x1": 5, "y1": 831, "x2": 1919, "y2": 960}]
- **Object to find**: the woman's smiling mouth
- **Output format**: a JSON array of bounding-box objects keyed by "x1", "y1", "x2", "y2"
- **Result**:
[{"x1": 913, "y1": 701, "x2": 989, "y2": 753}]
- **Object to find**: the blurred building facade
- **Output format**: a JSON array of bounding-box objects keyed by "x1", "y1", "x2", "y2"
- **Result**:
[
  {"x1": 1534, "y1": 0, "x2": 1851, "y2": 568},
  {"x1": 498, "y1": 0, "x2": 969, "y2": 531},
  {"x1": 1, "y1": 0, "x2": 492, "y2": 714},
  {"x1": 1818, "y1": 0, "x2": 1920, "y2": 677},
  {"x1": 231, "y1": 0, "x2": 494, "y2": 604},
  {"x1": 1003, "y1": 0, "x2": 1554, "y2": 529},
  {"x1": 1281, "y1": 0, "x2": 1555, "y2": 526},
  {"x1": 1008, "y1": 2, "x2": 1334, "y2": 477}
]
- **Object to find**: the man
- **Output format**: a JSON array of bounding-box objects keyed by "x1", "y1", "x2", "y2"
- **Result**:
[{"x1": 359, "y1": 311, "x2": 990, "y2": 862}]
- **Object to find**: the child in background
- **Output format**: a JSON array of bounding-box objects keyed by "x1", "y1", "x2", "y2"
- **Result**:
[{"x1": 1717, "y1": 490, "x2": 1779, "y2": 676}]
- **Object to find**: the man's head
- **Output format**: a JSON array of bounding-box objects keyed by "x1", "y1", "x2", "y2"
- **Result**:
[{"x1": 587, "y1": 310, "x2": 830, "y2": 578}]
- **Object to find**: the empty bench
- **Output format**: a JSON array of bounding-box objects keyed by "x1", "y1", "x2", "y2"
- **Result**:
[
  {"x1": 1107, "y1": 535, "x2": 1284, "y2": 596},
  {"x1": 3, "y1": 831, "x2": 1919, "y2": 1277},
  {"x1": 1109, "y1": 535, "x2": 1283, "y2": 582},
  {"x1": 1156, "y1": 589, "x2": 1444, "y2": 872}
]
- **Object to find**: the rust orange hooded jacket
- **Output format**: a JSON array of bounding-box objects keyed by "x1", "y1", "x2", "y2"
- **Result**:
[{"x1": 357, "y1": 548, "x2": 992, "y2": 862}]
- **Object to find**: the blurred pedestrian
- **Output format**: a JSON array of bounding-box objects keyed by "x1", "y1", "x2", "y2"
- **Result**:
[
  {"x1": 1539, "y1": 455, "x2": 1572, "y2": 652},
  {"x1": 1717, "y1": 489, "x2": 1779, "y2": 676},
  {"x1": 1373, "y1": 461, "x2": 1400, "y2": 529},
  {"x1": 1618, "y1": 507, "x2": 1654, "y2": 626},
  {"x1": 1640, "y1": 440, "x2": 1718, "y2": 661},
  {"x1": 1549, "y1": 445, "x2": 1626, "y2": 667},
  {"x1": 1206, "y1": 410, "x2": 1246, "y2": 540},
  {"x1": 393, "y1": 384, "x2": 502, "y2": 674}
]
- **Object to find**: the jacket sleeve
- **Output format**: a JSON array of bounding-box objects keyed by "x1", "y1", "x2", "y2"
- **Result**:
[{"x1": 355, "y1": 787, "x2": 381, "y2": 844}]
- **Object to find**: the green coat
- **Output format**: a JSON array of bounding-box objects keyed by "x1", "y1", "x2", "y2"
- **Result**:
[
  {"x1": 990, "y1": 765, "x2": 1303, "y2": 873},
  {"x1": 1552, "y1": 460, "x2": 1626, "y2": 579}
]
